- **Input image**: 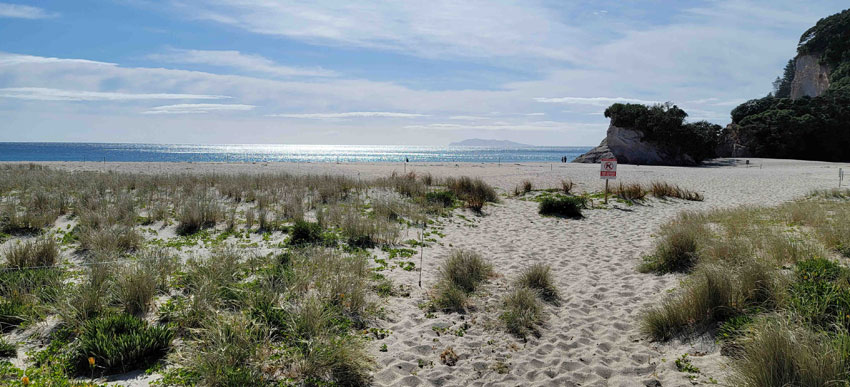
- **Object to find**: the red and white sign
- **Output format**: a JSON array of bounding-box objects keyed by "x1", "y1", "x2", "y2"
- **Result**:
[{"x1": 600, "y1": 158, "x2": 617, "y2": 180}]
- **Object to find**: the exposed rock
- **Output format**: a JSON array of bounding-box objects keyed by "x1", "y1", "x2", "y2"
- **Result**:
[
  {"x1": 573, "y1": 124, "x2": 696, "y2": 165},
  {"x1": 790, "y1": 53, "x2": 831, "y2": 99},
  {"x1": 715, "y1": 124, "x2": 751, "y2": 158}
]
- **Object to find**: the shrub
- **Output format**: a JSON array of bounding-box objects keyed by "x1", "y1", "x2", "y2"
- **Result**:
[
  {"x1": 517, "y1": 263, "x2": 559, "y2": 303},
  {"x1": 290, "y1": 220, "x2": 324, "y2": 246},
  {"x1": 538, "y1": 196, "x2": 586, "y2": 218},
  {"x1": 425, "y1": 190, "x2": 456, "y2": 207},
  {"x1": 4, "y1": 237, "x2": 59, "y2": 268},
  {"x1": 72, "y1": 313, "x2": 173, "y2": 375},
  {"x1": 500, "y1": 287, "x2": 543, "y2": 338}
]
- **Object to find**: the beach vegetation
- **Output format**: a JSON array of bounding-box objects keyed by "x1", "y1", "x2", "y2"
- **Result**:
[
  {"x1": 500, "y1": 286, "x2": 543, "y2": 338},
  {"x1": 538, "y1": 195, "x2": 586, "y2": 218},
  {"x1": 516, "y1": 263, "x2": 559, "y2": 303}
]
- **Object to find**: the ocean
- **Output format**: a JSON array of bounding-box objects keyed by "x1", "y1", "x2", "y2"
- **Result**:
[{"x1": 0, "y1": 143, "x2": 592, "y2": 163}]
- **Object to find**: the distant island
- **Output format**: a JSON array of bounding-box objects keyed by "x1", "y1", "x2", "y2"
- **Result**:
[{"x1": 449, "y1": 139, "x2": 533, "y2": 147}]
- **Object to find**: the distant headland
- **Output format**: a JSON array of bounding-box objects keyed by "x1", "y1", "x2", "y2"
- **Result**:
[{"x1": 448, "y1": 139, "x2": 533, "y2": 147}]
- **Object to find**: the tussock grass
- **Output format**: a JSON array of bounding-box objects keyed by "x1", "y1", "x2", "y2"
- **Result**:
[
  {"x1": 4, "y1": 237, "x2": 59, "y2": 268},
  {"x1": 183, "y1": 313, "x2": 268, "y2": 386},
  {"x1": 733, "y1": 319, "x2": 850, "y2": 387},
  {"x1": 445, "y1": 177, "x2": 497, "y2": 212},
  {"x1": 114, "y1": 263, "x2": 156, "y2": 316},
  {"x1": 500, "y1": 286, "x2": 543, "y2": 338},
  {"x1": 176, "y1": 191, "x2": 222, "y2": 235},
  {"x1": 639, "y1": 214, "x2": 704, "y2": 273},
  {"x1": 433, "y1": 249, "x2": 492, "y2": 311},
  {"x1": 650, "y1": 181, "x2": 704, "y2": 201},
  {"x1": 560, "y1": 179, "x2": 574, "y2": 195},
  {"x1": 613, "y1": 182, "x2": 646, "y2": 201},
  {"x1": 517, "y1": 263, "x2": 559, "y2": 303},
  {"x1": 538, "y1": 195, "x2": 586, "y2": 218}
]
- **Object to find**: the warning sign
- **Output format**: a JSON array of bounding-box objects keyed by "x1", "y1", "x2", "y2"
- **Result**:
[{"x1": 600, "y1": 158, "x2": 617, "y2": 180}]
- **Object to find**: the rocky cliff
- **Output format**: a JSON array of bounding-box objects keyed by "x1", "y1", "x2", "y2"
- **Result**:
[
  {"x1": 790, "y1": 53, "x2": 831, "y2": 99},
  {"x1": 573, "y1": 123, "x2": 698, "y2": 165}
]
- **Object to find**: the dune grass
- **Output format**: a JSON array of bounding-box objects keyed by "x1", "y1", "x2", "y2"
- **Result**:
[
  {"x1": 433, "y1": 249, "x2": 492, "y2": 311},
  {"x1": 538, "y1": 195, "x2": 586, "y2": 218},
  {"x1": 641, "y1": 194, "x2": 850, "y2": 384},
  {"x1": 500, "y1": 286, "x2": 543, "y2": 338}
]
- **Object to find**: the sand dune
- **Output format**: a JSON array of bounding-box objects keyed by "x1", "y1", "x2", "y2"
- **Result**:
[{"x1": 34, "y1": 158, "x2": 848, "y2": 386}]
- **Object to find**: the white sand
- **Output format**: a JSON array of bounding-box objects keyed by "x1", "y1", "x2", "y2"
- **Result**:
[{"x1": 24, "y1": 158, "x2": 850, "y2": 386}]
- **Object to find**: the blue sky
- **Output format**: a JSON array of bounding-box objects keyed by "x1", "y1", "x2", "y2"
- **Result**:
[{"x1": 0, "y1": 1, "x2": 847, "y2": 145}]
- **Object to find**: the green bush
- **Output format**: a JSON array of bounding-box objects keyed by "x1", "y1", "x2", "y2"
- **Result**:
[
  {"x1": 0, "y1": 337, "x2": 15, "y2": 358},
  {"x1": 290, "y1": 220, "x2": 324, "y2": 246},
  {"x1": 790, "y1": 258, "x2": 850, "y2": 330},
  {"x1": 73, "y1": 313, "x2": 173, "y2": 375},
  {"x1": 538, "y1": 196, "x2": 586, "y2": 218},
  {"x1": 425, "y1": 190, "x2": 456, "y2": 207}
]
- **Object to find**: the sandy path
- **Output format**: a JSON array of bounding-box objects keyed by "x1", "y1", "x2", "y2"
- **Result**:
[{"x1": 22, "y1": 158, "x2": 849, "y2": 386}]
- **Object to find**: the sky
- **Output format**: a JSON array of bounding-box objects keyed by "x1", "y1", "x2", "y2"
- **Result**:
[{"x1": 0, "y1": 1, "x2": 847, "y2": 146}]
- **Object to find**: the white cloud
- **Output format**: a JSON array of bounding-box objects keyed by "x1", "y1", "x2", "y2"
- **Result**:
[
  {"x1": 268, "y1": 111, "x2": 428, "y2": 119},
  {"x1": 0, "y1": 53, "x2": 114, "y2": 66},
  {"x1": 449, "y1": 115, "x2": 489, "y2": 120},
  {"x1": 405, "y1": 121, "x2": 604, "y2": 132},
  {"x1": 534, "y1": 96, "x2": 660, "y2": 106},
  {"x1": 0, "y1": 87, "x2": 230, "y2": 101},
  {"x1": 149, "y1": 49, "x2": 337, "y2": 77},
  {"x1": 0, "y1": 3, "x2": 55, "y2": 19},
  {"x1": 167, "y1": 0, "x2": 586, "y2": 62},
  {"x1": 142, "y1": 103, "x2": 255, "y2": 114}
]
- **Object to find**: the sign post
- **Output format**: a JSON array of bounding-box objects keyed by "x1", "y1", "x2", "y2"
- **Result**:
[{"x1": 600, "y1": 158, "x2": 617, "y2": 204}]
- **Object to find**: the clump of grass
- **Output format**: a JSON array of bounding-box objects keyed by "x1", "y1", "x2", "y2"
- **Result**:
[
  {"x1": 789, "y1": 258, "x2": 850, "y2": 331},
  {"x1": 649, "y1": 181, "x2": 704, "y2": 201},
  {"x1": 183, "y1": 313, "x2": 268, "y2": 386},
  {"x1": 290, "y1": 220, "x2": 324, "y2": 246},
  {"x1": 500, "y1": 286, "x2": 543, "y2": 338},
  {"x1": 176, "y1": 191, "x2": 222, "y2": 235},
  {"x1": 639, "y1": 215, "x2": 704, "y2": 273},
  {"x1": 538, "y1": 195, "x2": 586, "y2": 218},
  {"x1": 445, "y1": 177, "x2": 497, "y2": 212},
  {"x1": 733, "y1": 319, "x2": 850, "y2": 387},
  {"x1": 433, "y1": 249, "x2": 492, "y2": 311},
  {"x1": 641, "y1": 265, "x2": 738, "y2": 341},
  {"x1": 560, "y1": 179, "x2": 574, "y2": 194},
  {"x1": 521, "y1": 180, "x2": 533, "y2": 194},
  {"x1": 516, "y1": 263, "x2": 559, "y2": 303},
  {"x1": 78, "y1": 225, "x2": 142, "y2": 254},
  {"x1": 614, "y1": 182, "x2": 646, "y2": 201},
  {"x1": 113, "y1": 263, "x2": 156, "y2": 316},
  {"x1": 0, "y1": 337, "x2": 15, "y2": 358},
  {"x1": 425, "y1": 190, "x2": 456, "y2": 208},
  {"x1": 72, "y1": 313, "x2": 173, "y2": 376},
  {"x1": 4, "y1": 237, "x2": 59, "y2": 268}
]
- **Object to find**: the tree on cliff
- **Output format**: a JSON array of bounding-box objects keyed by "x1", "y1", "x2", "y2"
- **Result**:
[
  {"x1": 604, "y1": 103, "x2": 721, "y2": 163},
  {"x1": 727, "y1": 8, "x2": 850, "y2": 162}
]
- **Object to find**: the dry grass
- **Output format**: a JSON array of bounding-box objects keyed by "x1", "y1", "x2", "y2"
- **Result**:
[
  {"x1": 3, "y1": 237, "x2": 59, "y2": 268},
  {"x1": 516, "y1": 263, "x2": 559, "y2": 303},
  {"x1": 500, "y1": 286, "x2": 543, "y2": 338},
  {"x1": 433, "y1": 249, "x2": 492, "y2": 311},
  {"x1": 613, "y1": 182, "x2": 646, "y2": 201}
]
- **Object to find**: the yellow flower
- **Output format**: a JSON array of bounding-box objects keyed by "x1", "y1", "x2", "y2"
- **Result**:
[
  {"x1": 88, "y1": 356, "x2": 96, "y2": 367},
  {"x1": 21, "y1": 376, "x2": 30, "y2": 385}
]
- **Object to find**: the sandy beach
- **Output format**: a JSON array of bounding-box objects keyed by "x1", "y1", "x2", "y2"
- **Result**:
[{"x1": 8, "y1": 158, "x2": 842, "y2": 386}]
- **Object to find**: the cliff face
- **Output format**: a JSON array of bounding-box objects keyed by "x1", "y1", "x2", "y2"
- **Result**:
[
  {"x1": 790, "y1": 53, "x2": 831, "y2": 99},
  {"x1": 573, "y1": 123, "x2": 697, "y2": 165}
]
